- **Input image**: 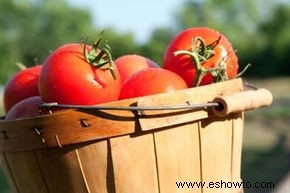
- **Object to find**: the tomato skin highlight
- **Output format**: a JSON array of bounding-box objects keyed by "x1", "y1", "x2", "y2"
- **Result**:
[
  {"x1": 119, "y1": 68, "x2": 188, "y2": 100},
  {"x1": 3, "y1": 65, "x2": 41, "y2": 113},
  {"x1": 5, "y1": 96, "x2": 43, "y2": 120},
  {"x1": 39, "y1": 43, "x2": 121, "y2": 105},
  {"x1": 163, "y1": 27, "x2": 239, "y2": 87},
  {"x1": 115, "y1": 54, "x2": 159, "y2": 84}
]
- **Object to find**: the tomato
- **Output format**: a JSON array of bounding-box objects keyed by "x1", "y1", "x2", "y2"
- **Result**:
[
  {"x1": 3, "y1": 65, "x2": 41, "y2": 113},
  {"x1": 39, "y1": 42, "x2": 121, "y2": 105},
  {"x1": 5, "y1": 96, "x2": 43, "y2": 120},
  {"x1": 163, "y1": 27, "x2": 239, "y2": 87},
  {"x1": 114, "y1": 54, "x2": 159, "y2": 83},
  {"x1": 119, "y1": 68, "x2": 188, "y2": 100}
]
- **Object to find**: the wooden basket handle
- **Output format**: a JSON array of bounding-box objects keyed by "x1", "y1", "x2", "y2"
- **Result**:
[{"x1": 212, "y1": 88, "x2": 273, "y2": 117}]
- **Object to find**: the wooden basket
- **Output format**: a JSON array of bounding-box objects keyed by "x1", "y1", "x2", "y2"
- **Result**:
[{"x1": 0, "y1": 78, "x2": 272, "y2": 193}]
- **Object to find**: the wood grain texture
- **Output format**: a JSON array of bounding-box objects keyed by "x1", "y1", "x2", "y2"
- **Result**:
[
  {"x1": 231, "y1": 113, "x2": 244, "y2": 183},
  {"x1": 213, "y1": 89, "x2": 273, "y2": 116},
  {"x1": 0, "y1": 153, "x2": 20, "y2": 193},
  {"x1": 110, "y1": 134, "x2": 159, "y2": 193},
  {"x1": 154, "y1": 123, "x2": 201, "y2": 193},
  {"x1": 0, "y1": 109, "x2": 136, "y2": 151},
  {"x1": 4, "y1": 151, "x2": 49, "y2": 193},
  {"x1": 34, "y1": 145, "x2": 90, "y2": 193},
  {"x1": 77, "y1": 140, "x2": 111, "y2": 193},
  {"x1": 200, "y1": 116, "x2": 233, "y2": 193}
]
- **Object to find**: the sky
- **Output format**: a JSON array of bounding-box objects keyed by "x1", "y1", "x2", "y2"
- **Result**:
[
  {"x1": 68, "y1": 0, "x2": 186, "y2": 43},
  {"x1": 68, "y1": 0, "x2": 290, "y2": 44}
]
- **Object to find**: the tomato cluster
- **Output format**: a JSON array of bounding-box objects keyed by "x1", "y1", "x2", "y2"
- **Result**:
[{"x1": 2, "y1": 27, "x2": 239, "y2": 119}]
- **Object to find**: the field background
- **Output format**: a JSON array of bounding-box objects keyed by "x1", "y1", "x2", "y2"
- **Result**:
[
  {"x1": 241, "y1": 78, "x2": 290, "y2": 193},
  {"x1": 0, "y1": 77, "x2": 289, "y2": 193}
]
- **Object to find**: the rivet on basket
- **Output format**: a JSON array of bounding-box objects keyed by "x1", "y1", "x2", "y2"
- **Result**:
[
  {"x1": 1, "y1": 130, "x2": 8, "y2": 139},
  {"x1": 80, "y1": 119, "x2": 90, "y2": 127},
  {"x1": 55, "y1": 134, "x2": 62, "y2": 147},
  {"x1": 34, "y1": 128, "x2": 46, "y2": 144}
]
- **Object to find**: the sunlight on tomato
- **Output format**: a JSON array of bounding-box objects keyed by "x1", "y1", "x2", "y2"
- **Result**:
[
  {"x1": 163, "y1": 27, "x2": 239, "y2": 87},
  {"x1": 3, "y1": 65, "x2": 41, "y2": 113},
  {"x1": 115, "y1": 54, "x2": 159, "y2": 84},
  {"x1": 119, "y1": 68, "x2": 188, "y2": 100},
  {"x1": 39, "y1": 43, "x2": 121, "y2": 105}
]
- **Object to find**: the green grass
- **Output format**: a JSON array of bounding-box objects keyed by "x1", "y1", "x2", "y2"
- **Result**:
[{"x1": 0, "y1": 78, "x2": 289, "y2": 193}]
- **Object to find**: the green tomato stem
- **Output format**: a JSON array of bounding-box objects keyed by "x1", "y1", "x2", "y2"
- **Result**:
[
  {"x1": 173, "y1": 36, "x2": 237, "y2": 87},
  {"x1": 81, "y1": 33, "x2": 117, "y2": 80}
]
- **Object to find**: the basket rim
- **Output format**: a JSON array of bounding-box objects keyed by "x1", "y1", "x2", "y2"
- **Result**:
[{"x1": 0, "y1": 78, "x2": 245, "y2": 151}]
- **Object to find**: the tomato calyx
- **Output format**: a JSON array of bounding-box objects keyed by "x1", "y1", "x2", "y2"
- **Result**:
[
  {"x1": 174, "y1": 36, "x2": 232, "y2": 86},
  {"x1": 82, "y1": 35, "x2": 117, "y2": 80}
]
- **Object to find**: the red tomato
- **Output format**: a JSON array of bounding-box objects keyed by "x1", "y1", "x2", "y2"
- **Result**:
[
  {"x1": 114, "y1": 54, "x2": 159, "y2": 83},
  {"x1": 3, "y1": 65, "x2": 41, "y2": 113},
  {"x1": 5, "y1": 96, "x2": 43, "y2": 120},
  {"x1": 119, "y1": 68, "x2": 188, "y2": 100},
  {"x1": 39, "y1": 43, "x2": 121, "y2": 105},
  {"x1": 163, "y1": 27, "x2": 239, "y2": 87}
]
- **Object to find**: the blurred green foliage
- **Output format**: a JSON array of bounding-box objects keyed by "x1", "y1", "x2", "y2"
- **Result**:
[{"x1": 1, "y1": 0, "x2": 290, "y2": 85}]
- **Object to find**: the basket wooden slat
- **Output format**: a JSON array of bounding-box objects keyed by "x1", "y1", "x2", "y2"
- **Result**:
[
  {"x1": 2, "y1": 151, "x2": 49, "y2": 193},
  {"x1": 77, "y1": 141, "x2": 110, "y2": 193},
  {"x1": 110, "y1": 134, "x2": 159, "y2": 193},
  {"x1": 34, "y1": 146, "x2": 92, "y2": 193},
  {"x1": 232, "y1": 113, "x2": 244, "y2": 184},
  {"x1": 200, "y1": 115, "x2": 234, "y2": 193},
  {"x1": 154, "y1": 121, "x2": 201, "y2": 193}
]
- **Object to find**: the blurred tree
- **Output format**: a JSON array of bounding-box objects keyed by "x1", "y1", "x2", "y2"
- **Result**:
[
  {"x1": 101, "y1": 28, "x2": 139, "y2": 59},
  {"x1": 140, "y1": 27, "x2": 175, "y2": 65},
  {"x1": 0, "y1": 0, "x2": 138, "y2": 85},
  {"x1": 256, "y1": 5, "x2": 290, "y2": 76},
  {"x1": 0, "y1": 0, "x2": 95, "y2": 84}
]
